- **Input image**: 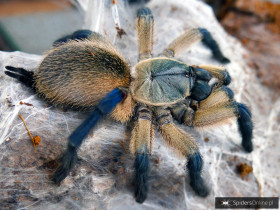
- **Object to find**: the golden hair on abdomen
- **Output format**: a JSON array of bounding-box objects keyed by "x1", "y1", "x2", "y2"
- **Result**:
[{"x1": 35, "y1": 40, "x2": 130, "y2": 109}]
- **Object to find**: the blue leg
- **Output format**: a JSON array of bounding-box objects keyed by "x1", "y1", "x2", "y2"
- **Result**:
[
  {"x1": 198, "y1": 28, "x2": 230, "y2": 64},
  {"x1": 53, "y1": 29, "x2": 94, "y2": 46},
  {"x1": 52, "y1": 88, "x2": 125, "y2": 184},
  {"x1": 187, "y1": 152, "x2": 209, "y2": 197},
  {"x1": 236, "y1": 103, "x2": 253, "y2": 152},
  {"x1": 131, "y1": 106, "x2": 153, "y2": 203},
  {"x1": 221, "y1": 86, "x2": 234, "y2": 99},
  {"x1": 220, "y1": 70, "x2": 231, "y2": 86},
  {"x1": 134, "y1": 152, "x2": 149, "y2": 203}
]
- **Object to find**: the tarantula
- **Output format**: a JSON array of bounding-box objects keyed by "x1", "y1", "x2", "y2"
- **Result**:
[{"x1": 5, "y1": 7, "x2": 253, "y2": 203}]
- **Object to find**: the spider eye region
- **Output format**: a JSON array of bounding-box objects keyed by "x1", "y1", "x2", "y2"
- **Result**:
[{"x1": 131, "y1": 58, "x2": 194, "y2": 105}]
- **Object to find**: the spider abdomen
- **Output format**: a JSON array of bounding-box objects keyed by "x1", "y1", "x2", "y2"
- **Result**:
[
  {"x1": 131, "y1": 58, "x2": 194, "y2": 106},
  {"x1": 34, "y1": 40, "x2": 130, "y2": 109}
]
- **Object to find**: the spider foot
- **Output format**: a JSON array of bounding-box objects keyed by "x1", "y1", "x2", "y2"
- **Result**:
[
  {"x1": 242, "y1": 139, "x2": 253, "y2": 153},
  {"x1": 187, "y1": 152, "x2": 210, "y2": 197},
  {"x1": 134, "y1": 153, "x2": 149, "y2": 203},
  {"x1": 52, "y1": 144, "x2": 77, "y2": 184},
  {"x1": 236, "y1": 103, "x2": 253, "y2": 153},
  {"x1": 190, "y1": 176, "x2": 210, "y2": 197},
  {"x1": 198, "y1": 28, "x2": 230, "y2": 64}
]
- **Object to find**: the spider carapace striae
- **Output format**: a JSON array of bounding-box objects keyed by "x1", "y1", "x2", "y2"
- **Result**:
[{"x1": 5, "y1": 7, "x2": 253, "y2": 203}]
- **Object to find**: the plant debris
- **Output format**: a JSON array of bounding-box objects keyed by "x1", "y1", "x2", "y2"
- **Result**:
[
  {"x1": 18, "y1": 114, "x2": 41, "y2": 151},
  {"x1": 118, "y1": 140, "x2": 128, "y2": 154},
  {"x1": 236, "y1": 163, "x2": 253, "y2": 179},
  {"x1": 19, "y1": 101, "x2": 33, "y2": 106},
  {"x1": 6, "y1": 98, "x2": 14, "y2": 107},
  {"x1": 116, "y1": 26, "x2": 127, "y2": 38}
]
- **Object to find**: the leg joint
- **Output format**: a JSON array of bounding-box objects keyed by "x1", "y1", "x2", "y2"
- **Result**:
[
  {"x1": 153, "y1": 108, "x2": 172, "y2": 126},
  {"x1": 135, "y1": 105, "x2": 152, "y2": 121},
  {"x1": 171, "y1": 103, "x2": 195, "y2": 126}
]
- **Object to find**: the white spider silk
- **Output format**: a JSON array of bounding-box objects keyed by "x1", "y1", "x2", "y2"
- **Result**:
[{"x1": 0, "y1": 0, "x2": 279, "y2": 209}]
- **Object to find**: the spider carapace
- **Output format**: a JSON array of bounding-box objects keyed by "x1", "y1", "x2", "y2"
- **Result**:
[{"x1": 5, "y1": 7, "x2": 253, "y2": 203}]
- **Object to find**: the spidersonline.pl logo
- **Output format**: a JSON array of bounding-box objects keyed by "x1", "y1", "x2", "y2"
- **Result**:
[
  {"x1": 220, "y1": 199, "x2": 232, "y2": 207},
  {"x1": 215, "y1": 197, "x2": 279, "y2": 209}
]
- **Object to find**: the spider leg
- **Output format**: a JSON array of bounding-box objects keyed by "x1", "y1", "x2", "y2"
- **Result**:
[
  {"x1": 53, "y1": 29, "x2": 94, "y2": 46},
  {"x1": 130, "y1": 105, "x2": 154, "y2": 203},
  {"x1": 52, "y1": 88, "x2": 125, "y2": 184},
  {"x1": 198, "y1": 86, "x2": 234, "y2": 110},
  {"x1": 172, "y1": 87, "x2": 253, "y2": 152},
  {"x1": 53, "y1": 30, "x2": 115, "y2": 49},
  {"x1": 161, "y1": 28, "x2": 230, "y2": 63},
  {"x1": 236, "y1": 103, "x2": 253, "y2": 152},
  {"x1": 172, "y1": 87, "x2": 235, "y2": 127},
  {"x1": 198, "y1": 28, "x2": 230, "y2": 63},
  {"x1": 192, "y1": 101, "x2": 237, "y2": 128},
  {"x1": 4, "y1": 66, "x2": 35, "y2": 90},
  {"x1": 194, "y1": 65, "x2": 231, "y2": 88},
  {"x1": 154, "y1": 108, "x2": 209, "y2": 197},
  {"x1": 170, "y1": 99, "x2": 195, "y2": 126},
  {"x1": 136, "y1": 7, "x2": 154, "y2": 61},
  {"x1": 193, "y1": 101, "x2": 253, "y2": 152},
  {"x1": 187, "y1": 152, "x2": 209, "y2": 197}
]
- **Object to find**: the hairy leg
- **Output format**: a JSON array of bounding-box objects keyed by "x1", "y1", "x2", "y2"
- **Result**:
[
  {"x1": 198, "y1": 86, "x2": 234, "y2": 109},
  {"x1": 236, "y1": 103, "x2": 253, "y2": 152},
  {"x1": 194, "y1": 64, "x2": 231, "y2": 88},
  {"x1": 198, "y1": 28, "x2": 230, "y2": 63},
  {"x1": 193, "y1": 102, "x2": 237, "y2": 127},
  {"x1": 154, "y1": 108, "x2": 209, "y2": 197},
  {"x1": 187, "y1": 152, "x2": 209, "y2": 197},
  {"x1": 161, "y1": 28, "x2": 230, "y2": 63},
  {"x1": 52, "y1": 88, "x2": 125, "y2": 183},
  {"x1": 193, "y1": 101, "x2": 253, "y2": 152},
  {"x1": 130, "y1": 105, "x2": 154, "y2": 203},
  {"x1": 172, "y1": 87, "x2": 253, "y2": 152},
  {"x1": 136, "y1": 7, "x2": 154, "y2": 60},
  {"x1": 162, "y1": 28, "x2": 203, "y2": 58}
]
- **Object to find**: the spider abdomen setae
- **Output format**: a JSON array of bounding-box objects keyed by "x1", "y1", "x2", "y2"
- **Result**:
[
  {"x1": 38, "y1": 36, "x2": 130, "y2": 109},
  {"x1": 4, "y1": 7, "x2": 253, "y2": 204}
]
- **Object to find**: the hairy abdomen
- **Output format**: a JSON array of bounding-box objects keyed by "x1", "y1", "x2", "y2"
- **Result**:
[{"x1": 35, "y1": 40, "x2": 130, "y2": 109}]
